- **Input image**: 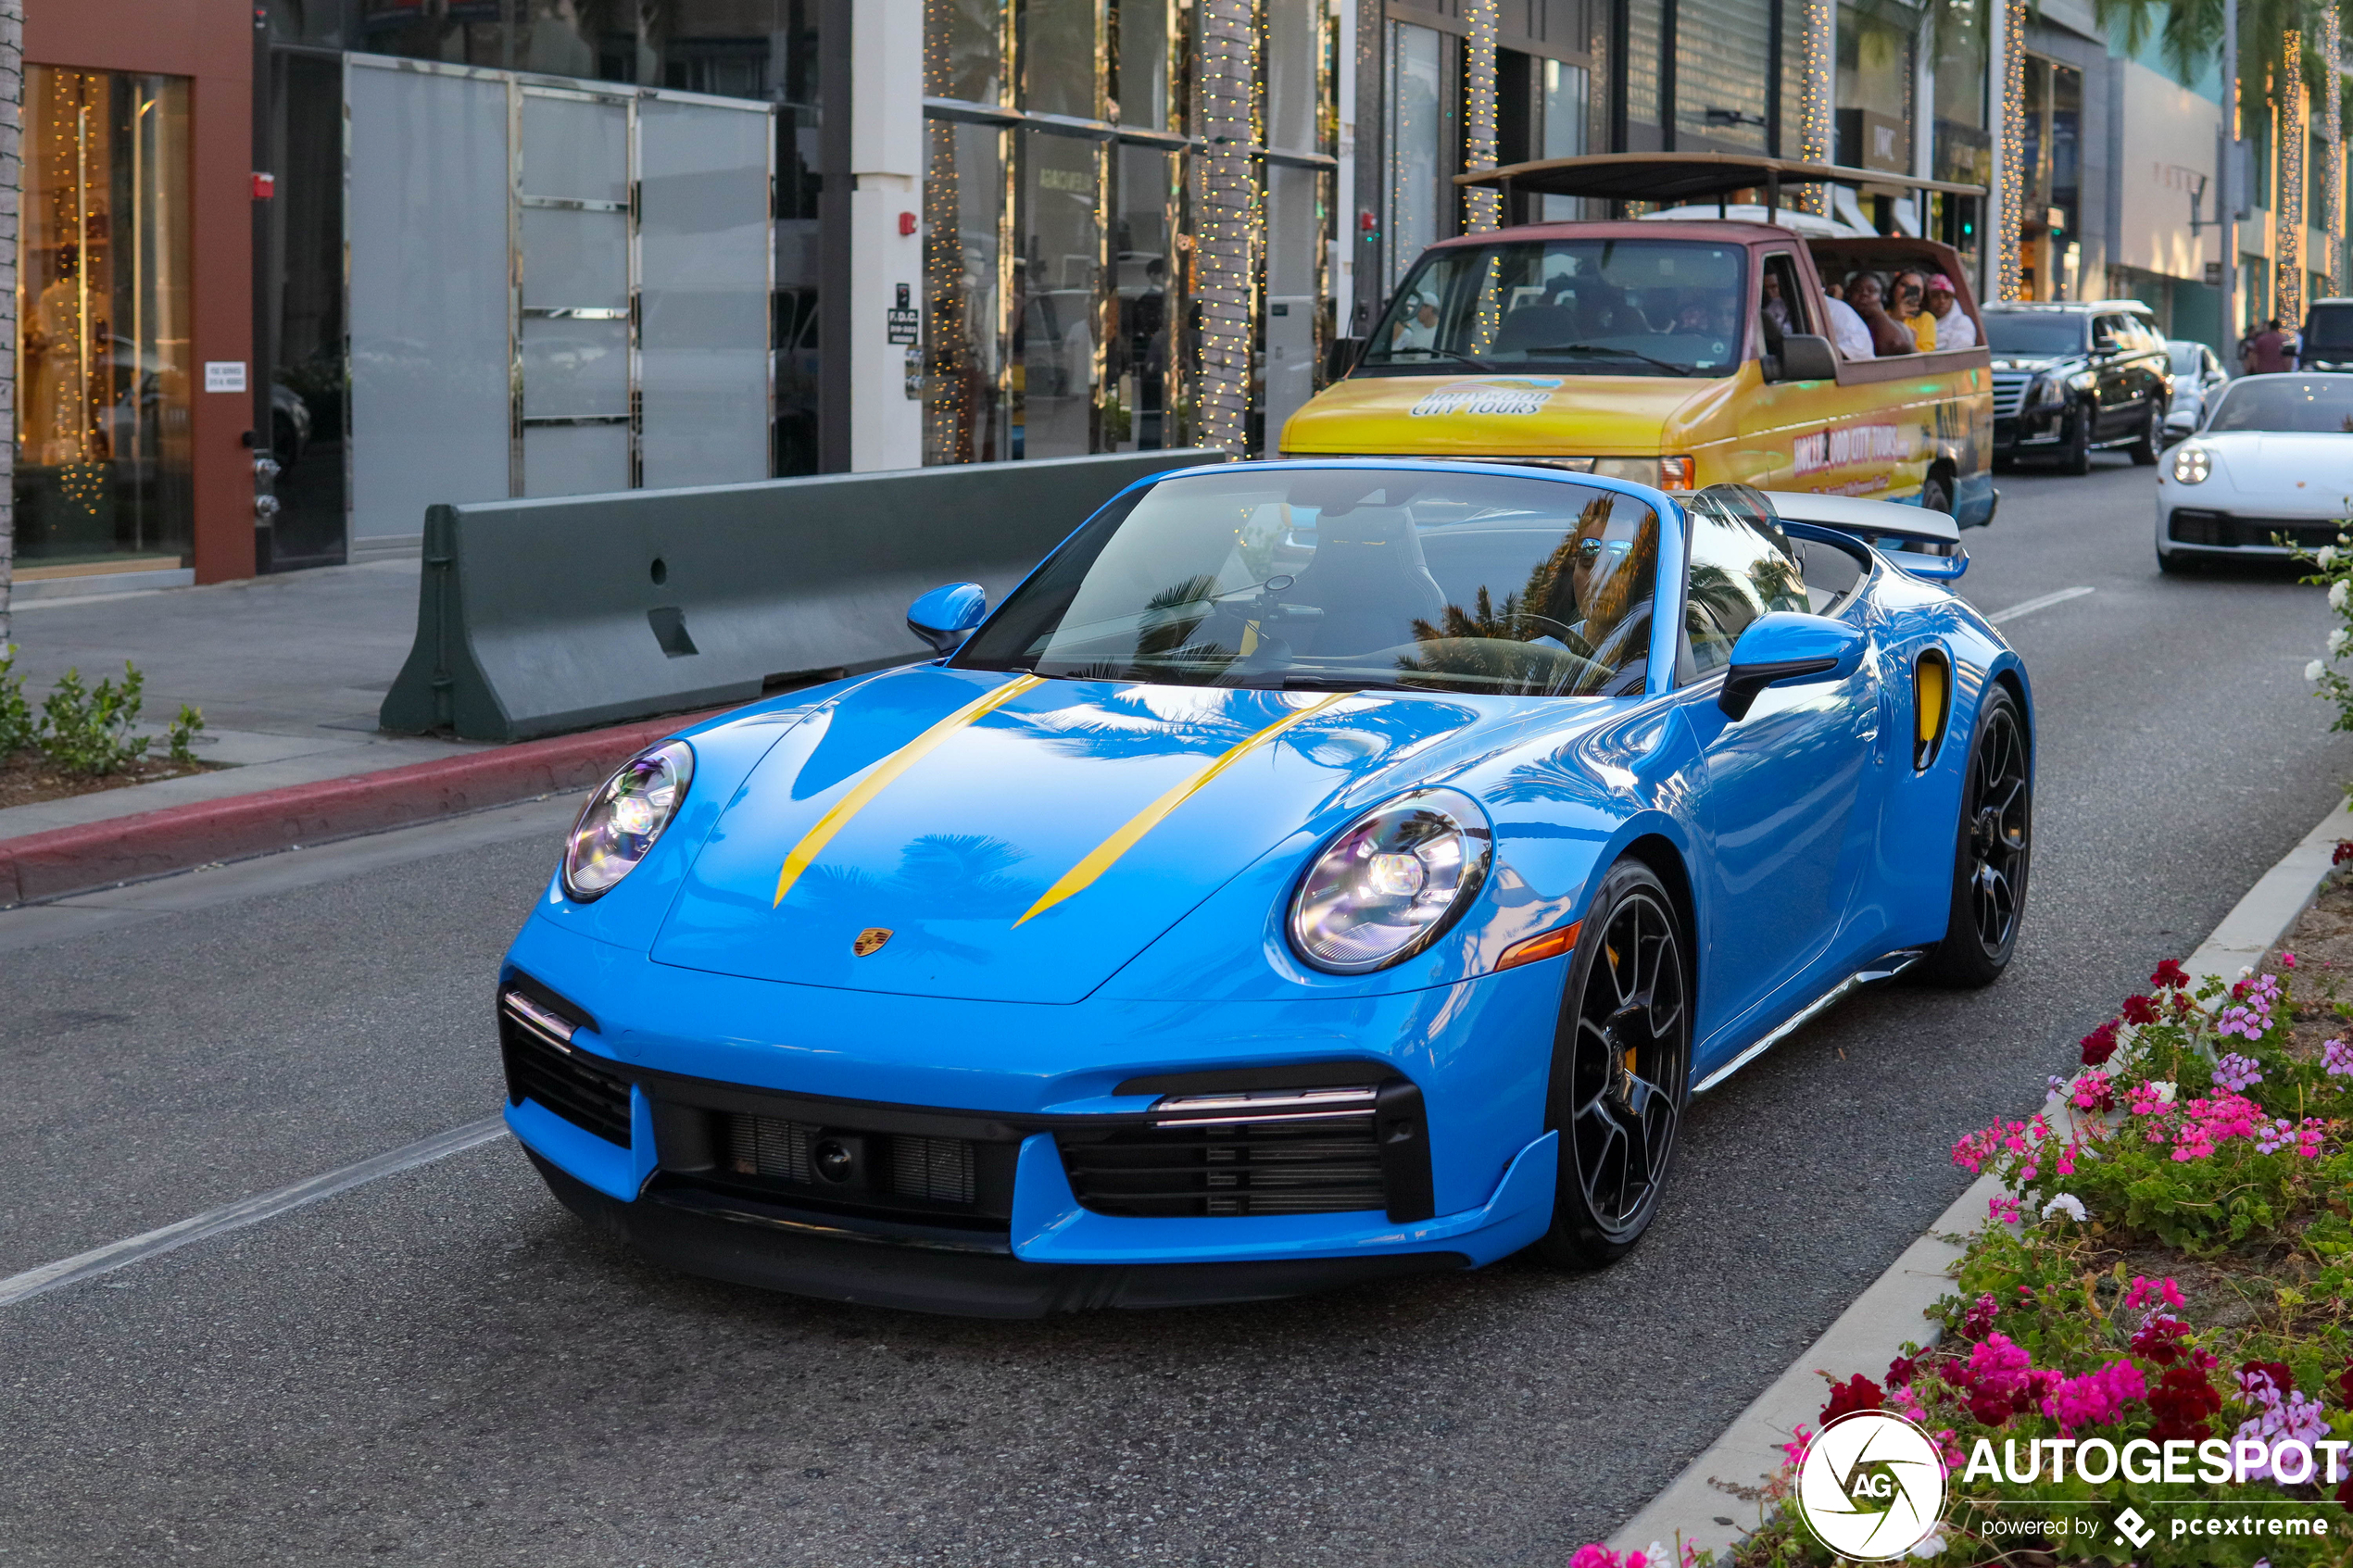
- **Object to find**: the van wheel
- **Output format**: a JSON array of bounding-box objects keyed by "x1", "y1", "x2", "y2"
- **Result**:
[{"x1": 1920, "y1": 470, "x2": 1955, "y2": 518}]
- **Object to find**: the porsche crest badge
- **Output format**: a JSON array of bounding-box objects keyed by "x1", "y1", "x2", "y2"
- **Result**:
[{"x1": 852, "y1": 927, "x2": 893, "y2": 957}]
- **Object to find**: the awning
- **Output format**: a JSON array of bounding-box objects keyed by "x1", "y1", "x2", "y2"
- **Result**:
[{"x1": 1452, "y1": 152, "x2": 1987, "y2": 205}]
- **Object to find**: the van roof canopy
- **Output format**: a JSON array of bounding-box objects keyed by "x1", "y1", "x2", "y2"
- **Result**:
[{"x1": 1453, "y1": 152, "x2": 1987, "y2": 215}]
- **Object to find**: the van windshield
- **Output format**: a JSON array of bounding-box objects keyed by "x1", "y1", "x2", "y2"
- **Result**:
[{"x1": 1360, "y1": 239, "x2": 1748, "y2": 378}]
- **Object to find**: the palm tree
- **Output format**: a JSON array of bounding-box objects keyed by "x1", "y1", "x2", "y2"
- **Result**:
[
  {"x1": 0, "y1": 0, "x2": 20, "y2": 646},
  {"x1": 2096, "y1": 0, "x2": 2349, "y2": 132}
]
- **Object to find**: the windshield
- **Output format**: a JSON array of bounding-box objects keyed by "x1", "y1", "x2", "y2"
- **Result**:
[
  {"x1": 2206, "y1": 377, "x2": 2353, "y2": 433},
  {"x1": 2308, "y1": 305, "x2": 2353, "y2": 353},
  {"x1": 2167, "y1": 344, "x2": 2207, "y2": 374},
  {"x1": 1984, "y1": 315, "x2": 2087, "y2": 357},
  {"x1": 956, "y1": 468, "x2": 1662, "y2": 697},
  {"x1": 1359, "y1": 239, "x2": 1747, "y2": 378}
]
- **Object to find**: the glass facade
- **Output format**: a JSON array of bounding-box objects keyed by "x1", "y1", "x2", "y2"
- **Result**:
[
  {"x1": 924, "y1": 0, "x2": 1335, "y2": 460},
  {"x1": 16, "y1": 66, "x2": 194, "y2": 571}
]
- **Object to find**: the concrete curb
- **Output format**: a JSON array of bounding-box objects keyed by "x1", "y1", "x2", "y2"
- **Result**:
[
  {"x1": 0, "y1": 708, "x2": 724, "y2": 907},
  {"x1": 1604, "y1": 794, "x2": 2353, "y2": 1562}
]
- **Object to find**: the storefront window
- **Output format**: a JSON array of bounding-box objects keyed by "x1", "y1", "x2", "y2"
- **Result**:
[
  {"x1": 1676, "y1": 0, "x2": 1769, "y2": 154},
  {"x1": 1017, "y1": 129, "x2": 1102, "y2": 458},
  {"x1": 925, "y1": 119, "x2": 1011, "y2": 465},
  {"x1": 1020, "y1": 0, "x2": 1100, "y2": 119},
  {"x1": 1109, "y1": 143, "x2": 1178, "y2": 452},
  {"x1": 1388, "y1": 21, "x2": 1445, "y2": 289},
  {"x1": 928, "y1": 0, "x2": 1008, "y2": 106},
  {"x1": 258, "y1": 52, "x2": 349, "y2": 569},
  {"x1": 1265, "y1": 0, "x2": 1324, "y2": 155},
  {"x1": 18, "y1": 67, "x2": 193, "y2": 570},
  {"x1": 1112, "y1": 0, "x2": 1176, "y2": 130},
  {"x1": 1835, "y1": 4, "x2": 1911, "y2": 172},
  {"x1": 1541, "y1": 58, "x2": 1589, "y2": 220}
]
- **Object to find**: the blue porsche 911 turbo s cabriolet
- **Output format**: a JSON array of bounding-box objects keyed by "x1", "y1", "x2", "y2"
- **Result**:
[{"x1": 496, "y1": 461, "x2": 2031, "y2": 1317}]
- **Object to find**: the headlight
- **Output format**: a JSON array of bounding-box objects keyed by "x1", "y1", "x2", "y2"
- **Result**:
[
  {"x1": 2028, "y1": 374, "x2": 2066, "y2": 408},
  {"x1": 563, "y1": 740, "x2": 695, "y2": 900},
  {"x1": 2171, "y1": 445, "x2": 2211, "y2": 484},
  {"x1": 2067, "y1": 370, "x2": 2097, "y2": 393},
  {"x1": 1289, "y1": 789, "x2": 1493, "y2": 973}
]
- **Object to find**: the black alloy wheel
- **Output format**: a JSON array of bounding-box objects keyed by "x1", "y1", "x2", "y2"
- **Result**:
[
  {"x1": 2059, "y1": 407, "x2": 2094, "y2": 474},
  {"x1": 2128, "y1": 404, "x2": 2160, "y2": 466},
  {"x1": 1534, "y1": 859, "x2": 1692, "y2": 1267},
  {"x1": 1919, "y1": 685, "x2": 2032, "y2": 986}
]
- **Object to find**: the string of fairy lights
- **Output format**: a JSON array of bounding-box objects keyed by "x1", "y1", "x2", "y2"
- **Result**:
[
  {"x1": 1799, "y1": 0, "x2": 1833, "y2": 217},
  {"x1": 2281, "y1": 33, "x2": 2306, "y2": 324},
  {"x1": 1997, "y1": 0, "x2": 2027, "y2": 301},
  {"x1": 1195, "y1": 0, "x2": 1257, "y2": 456},
  {"x1": 2328, "y1": 4, "x2": 2346, "y2": 293},
  {"x1": 1462, "y1": 0, "x2": 1500, "y2": 234}
]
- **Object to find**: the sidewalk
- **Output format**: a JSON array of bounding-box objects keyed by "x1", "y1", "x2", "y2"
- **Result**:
[{"x1": 0, "y1": 559, "x2": 483, "y2": 843}]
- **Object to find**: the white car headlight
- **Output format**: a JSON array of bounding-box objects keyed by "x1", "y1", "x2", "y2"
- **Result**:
[
  {"x1": 1289, "y1": 789, "x2": 1492, "y2": 973},
  {"x1": 563, "y1": 740, "x2": 695, "y2": 900},
  {"x1": 2066, "y1": 370, "x2": 2096, "y2": 393},
  {"x1": 2027, "y1": 374, "x2": 2065, "y2": 408},
  {"x1": 2170, "y1": 445, "x2": 2211, "y2": 485}
]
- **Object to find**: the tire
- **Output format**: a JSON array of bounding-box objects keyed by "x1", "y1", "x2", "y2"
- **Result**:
[
  {"x1": 1918, "y1": 685, "x2": 2032, "y2": 987},
  {"x1": 1531, "y1": 859, "x2": 1692, "y2": 1268},
  {"x1": 1919, "y1": 470, "x2": 1955, "y2": 518},
  {"x1": 2128, "y1": 406, "x2": 2159, "y2": 466},
  {"x1": 2059, "y1": 408, "x2": 2093, "y2": 474}
]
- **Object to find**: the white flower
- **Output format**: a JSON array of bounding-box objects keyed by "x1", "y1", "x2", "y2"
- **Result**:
[
  {"x1": 1643, "y1": 1542, "x2": 1668, "y2": 1568},
  {"x1": 1909, "y1": 1528, "x2": 1949, "y2": 1559},
  {"x1": 2331, "y1": 580, "x2": 2349, "y2": 611},
  {"x1": 2042, "y1": 1193, "x2": 2088, "y2": 1222},
  {"x1": 2334, "y1": 629, "x2": 2351, "y2": 658},
  {"x1": 2153, "y1": 1080, "x2": 2178, "y2": 1104},
  {"x1": 2323, "y1": 546, "x2": 2345, "y2": 569},
  {"x1": 2310, "y1": 660, "x2": 2329, "y2": 682}
]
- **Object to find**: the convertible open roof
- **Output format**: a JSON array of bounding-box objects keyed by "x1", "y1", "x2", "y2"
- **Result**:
[{"x1": 1453, "y1": 152, "x2": 1986, "y2": 222}]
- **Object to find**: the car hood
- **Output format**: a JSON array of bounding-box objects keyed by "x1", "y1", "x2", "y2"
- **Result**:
[
  {"x1": 1988, "y1": 355, "x2": 2072, "y2": 372},
  {"x1": 1277, "y1": 369, "x2": 1743, "y2": 456},
  {"x1": 650, "y1": 667, "x2": 1503, "y2": 1003},
  {"x1": 2203, "y1": 432, "x2": 2353, "y2": 495}
]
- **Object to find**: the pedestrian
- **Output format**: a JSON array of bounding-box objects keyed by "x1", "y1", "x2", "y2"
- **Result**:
[
  {"x1": 1922, "y1": 274, "x2": 1977, "y2": 349},
  {"x1": 2246, "y1": 318, "x2": 2294, "y2": 375}
]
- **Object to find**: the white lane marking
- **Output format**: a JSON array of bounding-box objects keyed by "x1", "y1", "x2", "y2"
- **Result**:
[
  {"x1": 1987, "y1": 584, "x2": 2095, "y2": 624},
  {"x1": 0, "y1": 1116, "x2": 510, "y2": 1309}
]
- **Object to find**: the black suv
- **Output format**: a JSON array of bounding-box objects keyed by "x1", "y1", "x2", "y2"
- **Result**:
[
  {"x1": 1984, "y1": 300, "x2": 2172, "y2": 473},
  {"x1": 2302, "y1": 298, "x2": 2353, "y2": 371}
]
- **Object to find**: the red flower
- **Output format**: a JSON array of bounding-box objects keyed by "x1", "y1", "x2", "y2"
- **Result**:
[
  {"x1": 2121, "y1": 994, "x2": 2159, "y2": 1024},
  {"x1": 1969, "y1": 1390, "x2": 2013, "y2": 1427},
  {"x1": 2334, "y1": 840, "x2": 2353, "y2": 868},
  {"x1": 1887, "y1": 1354, "x2": 1918, "y2": 1388},
  {"x1": 2242, "y1": 1360, "x2": 2295, "y2": 1399},
  {"x1": 2081, "y1": 1020, "x2": 2120, "y2": 1066},
  {"x1": 1821, "y1": 1373, "x2": 1884, "y2": 1424},
  {"x1": 2151, "y1": 958, "x2": 2190, "y2": 989},
  {"x1": 2147, "y1": 1365, "x2": 2223, "y2": 1442},
  {"x1": 2131, "y1": 1315, "x2": 2192, "y2": 1366}
]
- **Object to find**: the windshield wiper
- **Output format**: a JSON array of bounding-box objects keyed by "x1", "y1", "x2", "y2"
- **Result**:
[
  {"x1": 1273, "y1": 673, "x2": 1417, "y2": 693},
  {"x1": 1373, "y1": 345, "x2": 1499, "y2": 373},
  {"x1": 1526, "y1": 343, "x2": 1696, "y2": 377}
]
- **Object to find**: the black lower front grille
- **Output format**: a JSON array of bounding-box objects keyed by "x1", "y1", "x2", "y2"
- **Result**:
[
  {"x1": 502, "y1": 1017, "x2": 632, "y2": 1146},
  {"x1": 1059, "y1": 1101, "x2": 1389, "y2": 1218},
  {"x1": 2170, "y1": 509, "x2": 2340, "y2": 549},
  {"x1": 720, "y1": 1112, "x2": 978, "y2": 1207}
]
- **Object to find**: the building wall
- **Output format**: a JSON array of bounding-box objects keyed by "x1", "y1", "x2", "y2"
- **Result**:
[
  {"x1": 29, "y1": 0, "x2": 254, "y2": 585},
  {"x1": 2115, "y1": 59, "x2": 2221, "y2": 283}
]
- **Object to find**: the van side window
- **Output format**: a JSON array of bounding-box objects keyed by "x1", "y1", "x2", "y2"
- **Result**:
[
  {"x1": 1682, "y1": 495, "x2": 1812, "y2": 674},
  {"x1": 1757, "y1": 253, "x2": 1811, "y2": 358}
]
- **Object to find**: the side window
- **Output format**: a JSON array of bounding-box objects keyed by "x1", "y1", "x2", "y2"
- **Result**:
[
  {"x1": 1682, "y1": 498, "x2": 1812, "y2": 675},
  {"x1": 1758, "y1": 252, "x2": 1811, "y2": 355}
]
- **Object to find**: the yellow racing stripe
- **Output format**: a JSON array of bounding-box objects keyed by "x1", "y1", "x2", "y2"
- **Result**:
[
  {"x1": 773, "y1": 673, "x2": 1045, "y2": 906},
  {"x1": 1013, "y1": 691, "x2": 1353, "y2": 927}
]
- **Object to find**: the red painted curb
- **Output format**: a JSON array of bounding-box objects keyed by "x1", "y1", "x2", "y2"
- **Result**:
[{"x1": 0, "y1": 709, "x2": 726, "y2": 907}]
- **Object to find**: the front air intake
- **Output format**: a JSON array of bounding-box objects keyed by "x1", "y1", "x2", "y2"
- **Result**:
[
  {"x1": 1056, "y1": 1087, "x2": 1392, "y2": 1218},
  {"x1": 498, "y1": 986, "x2": 631, "y2": 1147}
]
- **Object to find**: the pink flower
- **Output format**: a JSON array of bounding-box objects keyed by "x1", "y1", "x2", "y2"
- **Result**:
[
  {"x1": 1988, "y1": 1195, "x2": 2021, "y2": 1225},
  {"x1": 1780, "y1": 1423, "x2": 1815, "y2": 1468},
  {"x1": 1568, "y1": 1548, "x2": 1624, "y2": 1568},
  {"x1": 2124, "y1": 1275, "x2": 2186, "y2": 1311},
  {"x1": 2323, "y1": 1038, "x2": 2353, "y2": 1076},
  {"x1": 2283, "y1": 951, "x2": 2298, "y2": 970},
  {"x1": 2042, "y1": 1359, "x2": 2147, "y2": 1433}
]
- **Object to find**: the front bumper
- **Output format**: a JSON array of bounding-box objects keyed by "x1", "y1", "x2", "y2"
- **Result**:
[
  {"x1": 1994, "y1": 405, "x2": 2069, "y2": 453},
  {"x1": 2160, "y1": 504, "x2": 2345, "y2": 555},
  {"x1": 497, "y1": 915, "x2": 1565, "y2": 1315}
]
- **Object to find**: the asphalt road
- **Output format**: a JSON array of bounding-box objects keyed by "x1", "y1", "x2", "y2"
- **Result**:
[{"x1": 4, "y1": 455, "x2": 2348, "y2": 1567}]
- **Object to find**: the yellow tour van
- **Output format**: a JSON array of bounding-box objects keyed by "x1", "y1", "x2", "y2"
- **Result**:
[{"x1": 1281, "y1": 154, "x2": 1997, "y2": 526}]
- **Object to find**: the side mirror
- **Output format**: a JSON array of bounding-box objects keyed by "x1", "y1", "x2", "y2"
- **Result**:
[
  {"x1": 907, "y1": 582, "x2": 988, "y2": 655},
  {"x1": 2092, "y1": 334, "x2": 2117, "y2": 355},
  {"x1": 1325, "y1": 335, "x2": 1366, "y2": 381},
  {"x1": 1768, "y1": 333, "x2": 1839, "y2": 383},
  {"x1": 1718, "y1": 612, "x2": 1867, "y2": 721}
]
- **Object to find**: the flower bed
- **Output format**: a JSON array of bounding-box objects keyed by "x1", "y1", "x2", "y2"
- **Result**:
[{"x1": 1569, "y1": 874, "x2": 2353, "y2": 1568}]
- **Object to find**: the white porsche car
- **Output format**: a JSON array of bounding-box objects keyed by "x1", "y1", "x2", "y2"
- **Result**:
[{"x1": 2158, "y1": 373, "x2": 2353, "y2": 571}]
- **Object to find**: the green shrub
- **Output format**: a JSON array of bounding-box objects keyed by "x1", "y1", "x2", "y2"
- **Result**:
[
  {"x1": 37, "y1": 662, "x2": 155, "y2": 776},
  {"x1": 0, "y1": 645, "x2": 32, "y2": 758}
]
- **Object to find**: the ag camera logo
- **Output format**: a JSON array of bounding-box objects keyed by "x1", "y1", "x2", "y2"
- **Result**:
[{"x1": 1794, "y1": 1411, "x2": 1947, "y2": 1561}]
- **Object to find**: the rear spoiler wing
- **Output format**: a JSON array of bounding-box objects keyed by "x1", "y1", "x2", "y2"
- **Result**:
[{"x1": 1746, "y1": 488, "x2": 1968, "y2": 582}]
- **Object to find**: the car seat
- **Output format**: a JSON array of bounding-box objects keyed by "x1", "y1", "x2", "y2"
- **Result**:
[{"x1": 1290, "y1": 506, "x2": 1453, "y2": 655}]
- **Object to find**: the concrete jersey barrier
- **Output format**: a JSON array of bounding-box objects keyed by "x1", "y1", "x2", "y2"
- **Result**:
[{"x1": 380, "y1": 449, "x2": 1229, "y2": 742}]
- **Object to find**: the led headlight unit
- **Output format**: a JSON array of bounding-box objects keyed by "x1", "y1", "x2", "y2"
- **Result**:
[
  {"x1": 1289, "y1": 788, "x2": 1493, "y2": 973},
  {"x1": 562, "y1": 740, "x2": 695, "y2": 900}
]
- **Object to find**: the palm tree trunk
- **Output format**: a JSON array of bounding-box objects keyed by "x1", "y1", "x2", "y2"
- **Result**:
[
  {"x1": 0, "y1": 0, "x2": 19, "y2": 648},
  {"x1": 0, "y1": 0, "x2": 19, "y2": 647}
]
